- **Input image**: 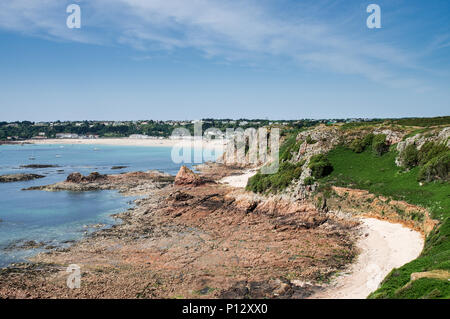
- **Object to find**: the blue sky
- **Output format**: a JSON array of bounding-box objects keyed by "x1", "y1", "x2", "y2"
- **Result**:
[{"x1": 0, "y1": 0, "x2": 449, "y2": 121}]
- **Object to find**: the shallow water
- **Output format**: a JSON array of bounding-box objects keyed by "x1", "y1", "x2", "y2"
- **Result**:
[{"x1": 0, "y1": 143, "x2": 218, "y2": 267}]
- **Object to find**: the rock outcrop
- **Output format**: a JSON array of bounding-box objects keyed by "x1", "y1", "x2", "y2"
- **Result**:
[
  {"x1": 3, "y1": 165, "x2": 357, "y2": 299},
  {"x1": 395, "y1": 127, "x2": 450, "y2": 167},
  {"x1": 66, "y1": 172, "x2": 106, "y2": 183},
  {"x1": 174, "y1": 166, "x2": 203, "y2": 186},
  {"x1": 25, "y1": 171, "x2": 174, "y2": 194},
  {"x1": 20, "y1": 164, "x2": 59, "y2": 169},
  {"x1": 0, "y1": 173, "x2": 45, "y2": 183}
]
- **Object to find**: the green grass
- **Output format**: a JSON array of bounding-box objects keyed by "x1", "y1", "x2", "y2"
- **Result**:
[
  {"x1": 339, "y1": 120, "x2": 383, "y2": 130},
  {"x1": 247, "y1": 131, "x2": 305, "y2": 194},
  {"x1": 320, "y1": 146, "x2": 450, "y2": 298},
  {"x1": 322, "y1": 146, "x2": 449, "y2": 220},
  {"x1": 246, "y1": 161, "x2": 304, "y2": 194},
  {"x1": 368, "y1": 218, "x2": 450, "y2": 299},
  {"x1": 390, "y1": 116, "x2": 450, "y2": 127},
  {"x1": 279, "y1": 131, "x2": 303, "y2": 161}
]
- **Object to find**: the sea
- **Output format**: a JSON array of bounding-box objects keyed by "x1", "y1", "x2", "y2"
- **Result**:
[{"x1": 0, "y1": 143, "x2": 219, "y2": 267}]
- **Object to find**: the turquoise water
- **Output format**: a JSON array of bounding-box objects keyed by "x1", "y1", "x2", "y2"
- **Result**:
[{"x1": 0, "y1": 144, "x2": 218, "y2": 267}]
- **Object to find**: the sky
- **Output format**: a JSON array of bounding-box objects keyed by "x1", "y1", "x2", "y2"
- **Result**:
[{"x1": 0, "y1": 0, "x2": 449, "y2": 121}]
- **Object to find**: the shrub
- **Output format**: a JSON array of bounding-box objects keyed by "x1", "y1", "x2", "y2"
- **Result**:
[
  {"x1": 372, "y1": 134, "x2": 388, "y2": 156},
  {"x1": 246, "y1": 161, "x2": 304, "y2": 193},
  {"x1": 350, "y1": 133, "x2": 374, "y2": 153},
  {"x1": 418, "y1": 142, "x2": 448, "y2": 166},
  {"x1": 303, "y1": 176, "x2": 315, "y2": 185},
  {"x1": 308, "y1": 154, "x2": 333, "y2": 179},
  {"x1": 362, "y1": 133, "x2": 375, "y2": 147},
  {"x1": 306, "y1": 135, "x2": 317, "y2": 144},
  {"x1": 349, "y1": 138, "x2": 364, "y2": 153},
  {"x1": 279, "y1": 133, "x2": 302, "y2": 162},
  {"x1": 400, "y1": 144, "x2": 419, "y2": 169},
  {"x1": 417, "y1": 151, "x2": 450, "y2": 182}
]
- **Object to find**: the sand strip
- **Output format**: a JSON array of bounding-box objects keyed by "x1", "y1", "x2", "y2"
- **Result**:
[
  {"x1": 22, "y1": 138, "x2": 225, "y2": 149},
  {"x1": 219, "y1": 169, "x2": 258, "y2": 188},
  {"x1": 312, "y1": 217, "x2": 424, "y2": 299}
]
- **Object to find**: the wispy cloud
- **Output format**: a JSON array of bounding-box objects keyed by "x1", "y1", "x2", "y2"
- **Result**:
[{"x1": 0, "y1": 0, "x2": 442, "y2": 90}]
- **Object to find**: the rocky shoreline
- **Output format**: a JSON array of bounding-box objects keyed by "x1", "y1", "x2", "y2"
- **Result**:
[
  {"x1": 0, "y1": 164, "x2": 359, "y2": 299},
  {"x1": 0, "y1": 173, "x2": 45, "y2": 183}
]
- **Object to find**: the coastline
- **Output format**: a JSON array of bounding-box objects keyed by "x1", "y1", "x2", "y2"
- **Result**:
[
  {"x1": 221, "y1": 170, "x2": 425, "y2": 299},
  {"x1": 21, "y1": 138, "x2": 225, "y2": 149},
  {"x1": 0, "y1": 161, "x2": 427, "y2": 299},
  {"x1": 0, "y1": 164, "x2": 359, "y2": 298}
]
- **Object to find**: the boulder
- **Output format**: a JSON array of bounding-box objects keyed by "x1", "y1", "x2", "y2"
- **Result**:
[
  {"x1": 66, "y1": 172, "x2": 83, "y2": 183},
  {"x1": 174, "y1": 166, "x2": 202, "y2": 186},
  {"x1": 66, "y1": 172, "x2": 106, "y2": 183},
  {"x1": 84, "y1": 172, "x2": 106, "y2": 182}
]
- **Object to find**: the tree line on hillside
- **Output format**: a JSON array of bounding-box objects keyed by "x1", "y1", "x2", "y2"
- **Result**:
[{"x1": 0, "y1": 119, "x2": 322, "y2": 140}]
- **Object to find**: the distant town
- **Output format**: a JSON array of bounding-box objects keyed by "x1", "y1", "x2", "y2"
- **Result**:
[
  {"x1": 0, "y1": 118, "x2": 381, "y2": 141},
  {"x1": 3, "y1": 116, "x2": 449, "y2": 141}
]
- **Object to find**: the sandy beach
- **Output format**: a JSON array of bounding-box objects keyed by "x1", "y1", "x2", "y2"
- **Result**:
[
  {"x1": 23, "y1": 138, "x2": 226, "y2": 149},
  {"x1": 219, "y1": 169, "x2": 258, "y2": 188},
  {"x1": 218, "y1": 170, "x2": 425, "y2": 299},
  {"x1": 311, "y1": 217, "x2": 424, "y2": 299}
]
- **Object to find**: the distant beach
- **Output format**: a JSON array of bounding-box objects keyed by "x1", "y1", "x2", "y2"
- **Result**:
[{"x1": 22, "y1": 138, "x2": 226, "y2": 149}]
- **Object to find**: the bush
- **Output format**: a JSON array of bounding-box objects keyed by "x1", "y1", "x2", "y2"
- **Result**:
[
  {"x1": 350, "y1": 133, "x2": 374, "y2": 153},
  {"x1": 400, "y1": 144, "x2": 419, "y2": 169},
  {"x1": 246, "y1": 161, "x2": 304, "y2": 193},
  {"x1": 372, "y1": 134, "x2": 388, "y2": 156},
  {"x1": 308, "y1": 154, "x2": 333, "y2": 179},
  {"x1": 417, "y1": 151, "x2": 450, "y2": 182},
  {"x1": 349, "y1": 138, "x2": 364, "y2": 153},
  {"x1": 279, "y1": 133, "x2": 302, "y2": 162},
  {"x1": 303, "y1": 176, "x2": 315, "y2": 185},
  {"x1": 306, "y1": 135, "x2": 317, "y2": 144},
  {"x1": 418, "y1": 142, "x2": 448, "y2": 166}
]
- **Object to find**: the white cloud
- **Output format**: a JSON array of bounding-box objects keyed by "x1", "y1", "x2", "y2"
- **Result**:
[{"x1": 0, "y1": 0, "x2": 435, "y2": 90}]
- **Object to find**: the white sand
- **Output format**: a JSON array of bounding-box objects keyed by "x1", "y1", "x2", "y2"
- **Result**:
[
  {"x1": 219, "y1": 169, "x2": 258, "y2": 188},
  {"x1": 23, "y1": 138, "x2": 225, "y2": 149},
  {"x1": 312, "y1": 217, "x2": 424, "y2": 299},
  {"x1": 221, "y1": 169, "x2": 425, "y2": 299}
]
